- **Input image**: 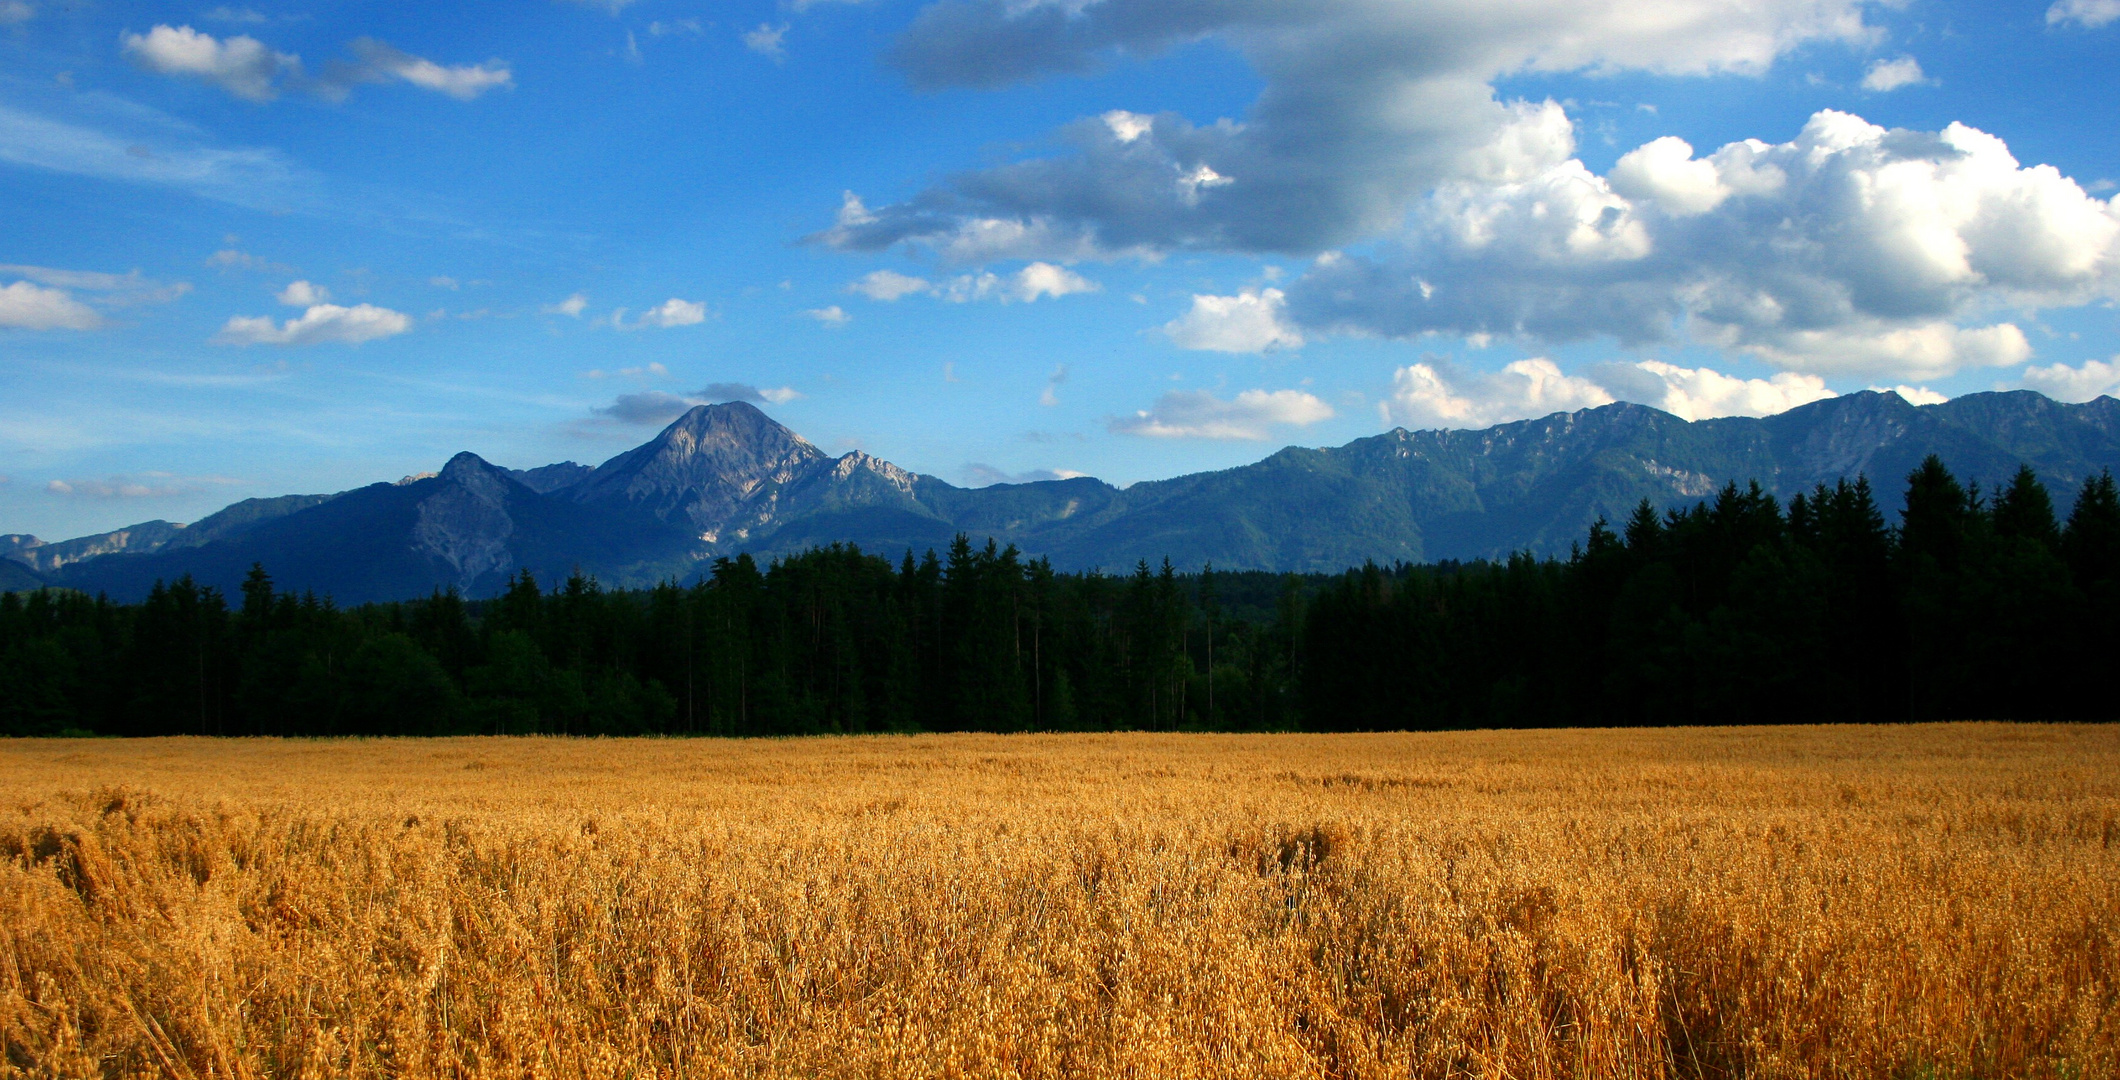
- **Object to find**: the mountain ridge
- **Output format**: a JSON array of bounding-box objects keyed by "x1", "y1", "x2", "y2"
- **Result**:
[{"x1": 11, "y1": 391, "x2": 2120, "y2": 603}]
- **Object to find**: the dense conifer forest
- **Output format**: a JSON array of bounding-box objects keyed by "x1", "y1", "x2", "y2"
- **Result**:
[{"x1": 2, "y1": 456, "x2": 2115, "y2": 736}]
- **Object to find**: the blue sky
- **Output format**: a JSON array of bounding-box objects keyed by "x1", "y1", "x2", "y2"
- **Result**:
[{"x1": 3, "y1": 0, "x2": 2118, "y2": 540}]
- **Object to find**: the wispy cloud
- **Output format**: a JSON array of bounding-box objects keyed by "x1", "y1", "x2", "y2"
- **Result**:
[
  {"x1": 1110, "y1": 388, "x2": 1332, "y2": 440},
  {"x1": 744, "y1": 23, "x2": 788, "y2": 61},
  {"x1": 0, "y1": 102, "x2": 308, "y2": 210},
  {"x1": 45, "y1": 472, "x2": 239, "y2": 499}
]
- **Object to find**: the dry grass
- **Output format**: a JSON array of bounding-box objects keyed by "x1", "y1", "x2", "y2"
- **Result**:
[{"x1": 1, "y1": 725, "x2": 2116, "y2": 1079}]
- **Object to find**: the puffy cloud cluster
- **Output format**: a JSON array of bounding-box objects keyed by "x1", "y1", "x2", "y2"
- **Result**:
[
  {"x1": 1110, "y1": 388, "x2": 1332, "y2": 441},
  {"x1": 123, "y1": 24, "x2": 510, "y2": 103},
  {"x1": 1379, "y1": 357, "x2": 1836, "y2": 430},
  {"x1": 847, "y1": 262, "x2": 1098, "y2": 303},
  {"x1": 0, "y1": 280, "x2": 102, "y2": 330},
  {"x1": 1860, "y1": 56, "x2": 1927, "y2": 92},
  {"x1": 613, "y1": 298, "x2": 708, "y2": 329},
  {"x1": 213, "y1": 303, "x2": 411, "y2": 346},
  {"x1": 822, "y1": 0, "x2": 1875, "y2": 262},
  {"x1": 275, "y1": 279, "x2": 329, "y2": 306},
  {"x1": 1161, "y1": 288, "x2": 1303, "y2": 353},
  {"x1": 122, "y1": 24, "x2": 296, "y2": 102},
  {"x1": 2022, "y1": 358, "x2": 2120, "y2": 402},
  {"x1": 2048, "y1": 0, "x2": 2120, "y2": 29},
  {"x1": 1289, "y1": 111, "x2": 2115, "y2": 380}
]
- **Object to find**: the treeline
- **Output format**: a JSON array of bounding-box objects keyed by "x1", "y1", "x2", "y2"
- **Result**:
[
  {"x1": 2, "y1": 456, "x2": 2116, "y2": 736},
  {"x1": 0, "y1": 537, "x2": 1304, "y2": 737}
]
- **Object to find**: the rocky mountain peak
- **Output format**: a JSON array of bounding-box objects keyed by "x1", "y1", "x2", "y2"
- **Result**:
[{"x1": 571, "y1": 402, "x2": 830, "y2": 530}]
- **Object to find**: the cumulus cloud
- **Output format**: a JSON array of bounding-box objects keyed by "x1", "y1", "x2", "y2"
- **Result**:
[
  {"x1": 2022, "y1": 358, "x2": 2120, "y2": 402},
  {"x1": 1288, "y1": 111, "x2": 2116, "y2": 380},
  {"x1": 124, "y1": 25, "x2": 510, "y2": 102},
  {"x1": 1591, "y1": 360, "x2": 1835, "y2": 422},
  {"x1": 544, "y1": 292, "x2": 588, "y2": 317},
  {"x1": 1111, "y1": 388, "x2": 1332, "y2": 440},
  {"x1": 1380, "y1": 358, "x2": 1613, "y2": 429},
  {"x1": 821, "y1": 0, "x2": 1875, "y2": 262},
  {"x1": 850, "y1": 269, "x2": 933, "y2": 301},
  {"x1": 939, "y1": 262, "x2": 1100, "y2": 303},
  {"x1": 275, "y1": 279, "x2": 328, "y2": 306},
  {"x1": 2048, "y1": 0, "x2": 2120, "y2": 28},
  {"x1": 320, "y1": 38, "x2": 513, "y2": 101},
  {"x1": 1381, "y1": 356, "x2": 1842, "y2": 429},
  {"x1": 0, "y1": 280, "x2": 102, "y2": 330},
  {"x1": 122, "y1": 24, "x2": 299, "y2": 102},
  {"x1": 613, "y1": 298, "x2": 707, "y2": 329},
  {"x1": 213, "y1": 303, "x2": 411, "y2": 346},
  {"x1": 744, "y1": 23, "x2": 788, "y2": 61},
  {"x1": 1162, "y1": 287, "x2": 1303, "y2": 353},
  {"x1": 1872, "y1": 384, "x2": 1948, "y2": 405},
  {"x1": 805, "y1": 304, "x2": 851, "y2": 326},
  {"x1": 1860, "y1": 56, "x2": 1927, "y2": 92}
]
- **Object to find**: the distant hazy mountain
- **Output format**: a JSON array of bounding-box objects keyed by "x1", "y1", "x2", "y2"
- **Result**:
[{"x1": 12, "y1": 391, "x2": 2120, "y2": 603}]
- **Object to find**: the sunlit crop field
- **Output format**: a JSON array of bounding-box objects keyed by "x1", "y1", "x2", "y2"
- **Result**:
[{"x1": 2, "y1": 725, "x2": 2116, "y2": 1079}]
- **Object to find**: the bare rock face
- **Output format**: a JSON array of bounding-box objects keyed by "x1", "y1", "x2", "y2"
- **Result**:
[
  {"x1": 411, "y1": 452, "x2": 519, "y2": 588},
  {"x1": 2, "y1": 520, "x2": 187, "y2": 572},
  {"x1": 571, "y1": 402, "x2": 832, "y2": 535}
]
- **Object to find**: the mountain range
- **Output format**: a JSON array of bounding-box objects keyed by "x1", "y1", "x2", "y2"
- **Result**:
[{"x1": 7, "y1": 389, "x2": 2119, "y2": 604}]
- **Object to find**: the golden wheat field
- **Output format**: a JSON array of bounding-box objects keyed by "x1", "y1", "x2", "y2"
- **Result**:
[{"x1": 2, "y1": 725, "x2": 2117, "y2": 1080}]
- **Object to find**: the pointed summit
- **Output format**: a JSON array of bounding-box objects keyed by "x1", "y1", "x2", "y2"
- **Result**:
[{"x1": 572, "y1": 401, "x2": 830, "y2": 531}]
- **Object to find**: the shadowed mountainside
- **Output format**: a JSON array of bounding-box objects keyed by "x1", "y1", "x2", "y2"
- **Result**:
[{"x1": 11, "y1": 391, "x2": 2120, "y2": 603}]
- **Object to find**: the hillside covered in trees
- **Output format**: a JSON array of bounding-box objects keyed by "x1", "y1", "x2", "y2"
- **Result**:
[{"x1": 2, "y1": 457, "x2": 2115, "y2": 736}]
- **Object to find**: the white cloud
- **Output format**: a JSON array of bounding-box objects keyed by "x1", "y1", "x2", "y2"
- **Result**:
[
  {"x1": 122, "y1": 24, "x2": 300, "y2": 102},
  {"x1": 806, "y1": 305, "x2": 851, "y2": 326},
  {"x1": 940, "y1": 262, "x2": 1100, "y2": 303},
  {"x1": 619, "y1": 294, "x2": 708, "y2": 328},
  {"x1": 0, "y1": 280, "x2": 102, "y2": 330},
  {"x1": 1871, "y1": 384, "x2": 1948, "y2": 405},
  {"x1": 0, "y1": 2, "x2": 33, "y2": 25},
  {"x1": 122, "y1": 25, "x2": 510, "y2": 103},
  {"x1": 2022, "y1": 358, "x2": 2120, "y2": 402},
  {"x1": 0, "y1": 264, "x2": 189, "y2": 305},
  {"x1": 1162, "y1": 287, "x2": 1302, "y2": 353},
  {"x1": 1381, "y1": 358, "x2": 1613, "y2": 429},
  {"x1": 430, "y1": 276, "x2": 459, "y2": 290},
  {"x1": 850, "y1": 269, "x2": 933, "y2": 300},
  {"x1": 212, "y1": 303, "x2": 411, "y2": 346},
  {"x1": 275, "y1": 279, "x2": 329, "y2": 306},
  {"x1": 1040, "y1": 363, "x2": 1067, "y2": 406},
  {"x1": 1382, "y1": 356, "x2": 1846, "y2": 430},
  {"x1": 1860, "y1": 56, "x2": 1927, "y2": 92},
  {"x1": 825, "y1": 0, "x2": 1877, "y2": 261},
  {"x1": 333, "y1": 39, "x2": 512, "y2": 101},
  {"x1": 2048, "y1": 0, "x2": 2120, "y2": 28},
  {"x1": 544, "y1": 292, "x2": 588, "y2": 317},
  {"x1": 1111, "y1": 388, "x2": 1332, "y2": 440},
  {"x1": 744, "y1": 23, "x2": 788, "y2": 61},
  {"x1": 1596, "y1": 360, "x2": 1835, "y2": 421},
  {"x1": 1290, "y1": 111, "x2": 2116, "y2": 380}
]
